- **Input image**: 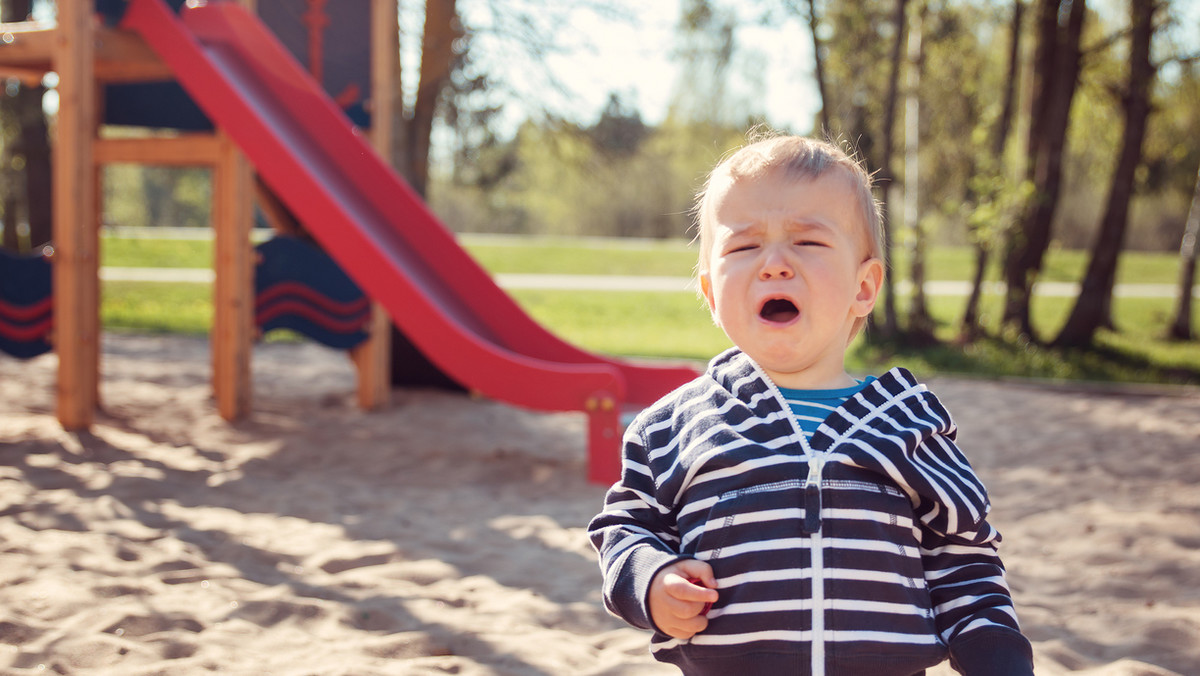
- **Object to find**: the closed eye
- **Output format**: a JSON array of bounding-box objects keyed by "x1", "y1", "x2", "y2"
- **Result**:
[
  {"x1": 795, "y1": 240, "x2": 830, "y2": 248},
  {"x1": 725, "y1": 244, "x2": 759, "y2": 254}
]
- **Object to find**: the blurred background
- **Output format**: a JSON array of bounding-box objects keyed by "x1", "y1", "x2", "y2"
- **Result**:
[{"x1": 2, "y1": 0, "x2": 1198, "y2": 380}]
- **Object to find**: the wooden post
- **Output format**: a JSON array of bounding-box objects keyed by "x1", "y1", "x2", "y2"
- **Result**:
[
  {"x1": 350, "y1": 0, "x2": 397, "y2": 411},
  {"x1": 52, "y1": 2, "x2": 99, "y2": 429},
  {"x1": 212, "y1": 132, "x2": 255, "y2": 420}
]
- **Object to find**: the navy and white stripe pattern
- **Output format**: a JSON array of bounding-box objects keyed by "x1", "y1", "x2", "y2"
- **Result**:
[
  {"x1": 779, "y1": 379, "x2": 874, "y2": 439},
  {"x1": 588, "y1": 348, "x2": 1033, "y2": 676}
]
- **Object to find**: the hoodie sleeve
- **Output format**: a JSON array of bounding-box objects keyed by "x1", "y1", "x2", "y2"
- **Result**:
[
  {"x1": 913, "y1": 427, "x2": 1034, "y2": 675},
  {"x1": 587, "y1": 425, "x2": 683, "y2": 632},
  {"x1": 920, "y1": 517, "x2": 1034, "y2": 676},
  {"x1": 851, "y1": 373, "x2": 1034, "y2": 675}
]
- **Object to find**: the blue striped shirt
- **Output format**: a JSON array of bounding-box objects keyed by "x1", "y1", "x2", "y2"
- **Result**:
[{"x1": 779, "y1": 377, "x2": 876, "y2": 439}]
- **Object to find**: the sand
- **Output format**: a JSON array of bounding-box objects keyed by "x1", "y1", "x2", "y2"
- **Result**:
[{"x1": 1, "y1": 333, "x2": 1198, "y2": 675}]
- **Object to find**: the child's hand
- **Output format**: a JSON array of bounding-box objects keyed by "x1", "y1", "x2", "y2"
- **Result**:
[{"x1": 648, "y1": 559, "x2": 719, "y2": 640}]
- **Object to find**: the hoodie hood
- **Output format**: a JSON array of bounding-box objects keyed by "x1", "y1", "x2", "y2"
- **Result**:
[{"x1": 705, "y1": 347, "x2": 993, "y2": 540}]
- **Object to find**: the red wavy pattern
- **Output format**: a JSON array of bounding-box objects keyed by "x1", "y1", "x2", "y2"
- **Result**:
[
  {"x1": 255, "y1": 281, "x2": 370, "y2": 317},
  {"x1": 0, "y1": 316, "x2": 52, "y2": 342},
  {"x1": 255, "y1": 300, "x2": 369, "y2": 334},
  {"x1": 0, "y1": 296, "x2": 52, "y2": 322}
]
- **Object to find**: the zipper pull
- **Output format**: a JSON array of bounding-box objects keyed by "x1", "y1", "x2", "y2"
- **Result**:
[{"x1": 804, "y1": 455, "x2": 824, "y2": 535}]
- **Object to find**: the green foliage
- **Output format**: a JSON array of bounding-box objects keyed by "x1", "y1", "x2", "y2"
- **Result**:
[
  {"x1": 103, "y1": 165, "x2": 212, "y2": 230},
  {"x1": 431, "y1": 116, "x2": 746, "y2": 239}
]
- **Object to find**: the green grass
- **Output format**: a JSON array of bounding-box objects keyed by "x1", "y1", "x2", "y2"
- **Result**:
[
  {"x1": 462, "y1": 237, "x2": 699, "y2": 277},
  {"x1": 102, "y1": 236, "x2": 213, "y2": 268},
  {"x1": 854, "y1": 294, "x2": 1200, "y2": 387},
  {"x1": 103, "y1": 232, "x2": 1184, "y2": 286},
  {"x1": 508, "y1": 289, "x2": 732, "y2": 361},
  {"x1": 97, "y1": 232, "x2": 1199, "y2": 387},
  {"x1": 102, "y1": 281, "x2": 212, "y2": 334}
]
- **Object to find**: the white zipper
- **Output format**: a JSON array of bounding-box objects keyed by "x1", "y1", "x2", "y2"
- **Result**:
[
  {"x1": 806, "y1": 453, "x2": 826, "y2": 676},
  {"x1": 747, "y1": 361, "x2": 830, "y2": 676}
]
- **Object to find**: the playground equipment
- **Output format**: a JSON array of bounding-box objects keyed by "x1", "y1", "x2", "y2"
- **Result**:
[
  {"x1": 0, "y1": 0, "x2": 699, "y2": 484},
  {"x1": 0, "y1": 248, "x2": 52, "y2": 359}
]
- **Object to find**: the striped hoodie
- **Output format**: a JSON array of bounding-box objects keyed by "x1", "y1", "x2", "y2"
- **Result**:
[{"x1": 588, "y1": 348, "x2": 1034, "y2": 675}]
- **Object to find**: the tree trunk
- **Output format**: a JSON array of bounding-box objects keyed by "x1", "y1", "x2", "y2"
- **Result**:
[
  {"x1": 1053, "y1": 0, "x2": 1156, "y2": 348},
  {"x1": 406, "y1": 0, "x2": 460, "y2": 199},
  {"x1": 1002, "y1": 0, "x2": 1086, "y2": 338},
  {"x1": 1169, "y1": 165, "x2": 1199, "y2": 341},
  {"x1": 904, "y1": 2, "x2": 935, "y2": 344},
  {"x1": 806, "y1": 0, "x2": 832, "y2": 136},
  {"x1": 960, "y1": 245, "x2": 990, "y2": 341},
  {"x1": 874, "y1": 0, "x2": 909, "y2": 339},
  {"x1": 391, "y1": 0, "x2": 465, "y2": 389},
  {"x1": 960, "y1": 0, "x2": 1024, "y2": 342}
]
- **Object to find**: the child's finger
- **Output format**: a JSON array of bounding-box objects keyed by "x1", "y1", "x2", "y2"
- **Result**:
[
  {"x1": 666, "y1": 613, "x2": 709, "y2": 638},
  {"x1": 664, "y1": 573, "x2": 717, "y2": 602},
  {"x1": 673, "y1": 558, "x2": 718, "y2": 591}
]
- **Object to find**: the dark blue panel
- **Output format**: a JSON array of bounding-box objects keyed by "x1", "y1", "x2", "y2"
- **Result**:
[
  {"x1": 254, "y1": 236, "x2": 369, "y2": 350},
  {"x1": 0, "y1": 248, "x2": 52, "y2": 359}
]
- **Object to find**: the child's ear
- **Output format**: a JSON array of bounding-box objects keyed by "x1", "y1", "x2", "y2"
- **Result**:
[
  {"x1": 699, "y1": 272, "x2": 719, "y2": 319},
  {"x1": 853, "y1": 258, "x2": 884, "y2": 317}
]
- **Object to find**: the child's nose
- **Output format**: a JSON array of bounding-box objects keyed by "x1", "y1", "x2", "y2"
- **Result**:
[{"x1": 759, "y1": 248, "x2": 795, "y2": 280}]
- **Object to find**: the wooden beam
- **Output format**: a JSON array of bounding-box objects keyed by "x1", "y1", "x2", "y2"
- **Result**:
[
  {"x1": 251, "y1": 175, "x2": 305, "y2": 237},
  {"x1": 51, "y1": 3, "x2": 99, "y2": 429},
  {"x1": 95, "y1": 26, "x2": 173, "y2": 83},
  {"x1": 0, "y1": 64, "x2": 46, "y2": 85},
  {"x1": 0, "y1": 20, "x2": 55, "y2": 70},
  {"x1": 350, "y1": 300, "x2": 391, "y2": 410},
  {"x1": 352, "y1": 0, "x2": 399, "y2": 411},
  {"x1": 94, "y1": 134, "x2": 223, "y2": 166},
  {"x1": 371, "y1": 0, "x2": 398, "y2": 165},
  {"x1": 212, "y1": 132, "x2": 255, "y2": 422},
  {"x1": 0, "y1": 23, "x2": 171, "y2": 83}
]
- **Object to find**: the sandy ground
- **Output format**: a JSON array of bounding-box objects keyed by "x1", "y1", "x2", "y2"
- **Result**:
[{"x1": 1, "y1": 333, "x2": 1198, "y2": 676}]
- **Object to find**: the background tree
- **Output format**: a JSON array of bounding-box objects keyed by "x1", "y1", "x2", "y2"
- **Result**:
[
  {"x1": 400, "y1": 0, "x2": 461, "y2": 199},
  {"x1": 959, "y1": 0, "x2": 1024, "y2": 342},
  {"x1": 780, "y1": 0, "x2": 831, "y2": 134},
  {"x1": 1054, "y1": 0, "x2": 1159, "y2": 347},
  {"x1": 1168, "y1": 163, "x2": 1199, "y2": 340},
  {"x1": 902, "y1": 0, "x2": 934, "y2": 343},
  {"x1": 874, "y1": 0, "x2": 909, "y2": 338},
  {"x1": 668, "y1": 0, "x2": 739, "y2": 127},
  {"x1": 806, "y1": 0, "x2": 912, "y2": 337},
  {"x1": 0, "y1": 0, "x2": 52, "y2": 252},
  {"x1": 1001, "y1": 0, "x2": 1086, "y2": 338}
]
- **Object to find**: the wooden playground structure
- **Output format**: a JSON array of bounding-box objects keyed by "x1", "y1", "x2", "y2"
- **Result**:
[{"x1": 0, "y1": 0, "x2": 398, "y2": 429}]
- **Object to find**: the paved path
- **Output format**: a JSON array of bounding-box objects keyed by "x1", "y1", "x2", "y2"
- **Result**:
[{"x1": 100, "y1": 266, "x2": 1194, "y2": 298}]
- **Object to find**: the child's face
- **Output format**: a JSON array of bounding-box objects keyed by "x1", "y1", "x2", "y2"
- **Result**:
[{"x1": 699, "y1": 168, "x2": 883, "y2": 390}]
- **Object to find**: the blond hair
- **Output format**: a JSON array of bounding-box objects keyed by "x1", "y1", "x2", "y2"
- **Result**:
[{"x1": 694, "y1": 134, "x2": 883, "y2": 274}]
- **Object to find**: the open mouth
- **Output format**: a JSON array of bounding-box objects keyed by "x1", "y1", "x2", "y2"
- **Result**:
[{"x1": 759, "y1": 298, "x2": 800, "y2": 324}]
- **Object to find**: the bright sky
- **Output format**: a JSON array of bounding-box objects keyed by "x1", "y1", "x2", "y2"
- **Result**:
[{"x1": 450, "y1": 1, "x2": 822, "y2": 135}]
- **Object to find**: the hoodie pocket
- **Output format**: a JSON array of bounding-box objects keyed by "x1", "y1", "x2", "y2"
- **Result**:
[
  {"x1": 692, "y1": 479, "x2": 808, "y2": 560},
  {"x1": 688, "y1": 479, "x2": 816, "y2": 639}
]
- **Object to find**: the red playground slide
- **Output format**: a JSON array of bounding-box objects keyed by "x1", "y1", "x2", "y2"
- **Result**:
[{"x1": 120, "y1": 0, "x2": 698, "y2": 484}]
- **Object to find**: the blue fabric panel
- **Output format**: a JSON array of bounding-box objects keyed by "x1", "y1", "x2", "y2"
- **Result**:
[{"x1": 0, "y1": 248, "x2": 52, "y2": 359}]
